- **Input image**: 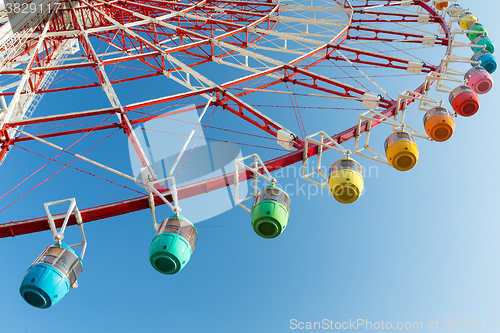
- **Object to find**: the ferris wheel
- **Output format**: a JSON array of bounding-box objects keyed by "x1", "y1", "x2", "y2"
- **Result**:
[{"x1": 0, "y1": 0, "x2": 495, "y2": 308}]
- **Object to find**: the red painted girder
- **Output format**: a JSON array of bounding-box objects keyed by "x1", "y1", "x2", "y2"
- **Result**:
[
  {"x1": 348, "y1": 35, "x2": 442, "y2": 45},
  {"x1": 7, "y1": 67, "x2": 343, "y2": 145},
  {"x1": 89, "y1": 1, "x2": 219, "y2": 43},
  {"x1": 349, "y1": 1, "x2": 412, "y2": 9},
  {"x1": 83, "y1": 18, "x2": 275, "y2": 70},
  {"x1": 11, "y1": 124, "x2": 122, "y2": 143},
  {"x1": 3, "y1": 72, "x2": 436, "y2": 238},
  {"x1": 333, "y1": 44, "x2": 438, "y2": 67},
  {"x1": 0, "y1": 11, "x2": 274, "y2": 84},
  {"x1": 117, "y1": 1, "x2": 266, "y2": 30},
  {"x1": 0, "y1": 10, "x2": 317, "y2": 151},
  {"x1": 6, "y1": 108, "x2": 119, "y2": 128},
  {"x1": 125, "y1": 87, "x2": 215, "y2": 111},
  {"x1": 219, "y1": 63, "x2": 369, "y2": 103},
  {"x1": 349, "y1": 26, "x2": 447, "y2": 45},
  {"x1": 15, "y1": 72, "x2": 163, "y2": 95},
  {"x1": 326, "y1": 54, "x2": 436, "y2": 74},
  {"x1": 290, "y1": 78, "x2": 393, "y2": 109},
  {"x1": 127, "y1": 0, "x2": 276, "y2": 11},
  {"x1": 201, "y1": 5, "x2": 271, "y2": 18},
  {"x1": 289, "y1": 66, "x2": 375, "y2": 98},
  {"x1": 352, "y1": 10, "x2": 434, "y2": 21},
  {"x1": 7, "y1": 102, "x2": 214, "y2": 145},
  {"x1": 351, "y1": 18, "x2": 421, "y2": 23},
  {"x1": 325, "y1": 45, "x2": 438, "y2": 73},
  {"x1": 218, "y1": 95, "x2": 304, "y2": 149},
  {"x1": 0, "y1": 2, "x2": 280, "y2": 95},
  {"x1": 29, "y1": 61, "x2": 98, "y2": 74},
  {"x1": 44, "y1": 0, "x2": 274, "y2": 34},
  {"x1": 222, "y1": 67, "x2": 372, "y2": 111},
  {"x1": 0, "y1": 99, "x2": 402, "y2": 238},
  {"x1": 0, "y1": 94, "x2": 408, "y2": 239},
  {"x1": 94, "y1": 0, "x2": 277, "y2": 46},
  {"x1": 349, "y1": 0, "x2": 391, "y2": 7},
  {"x1": 8, "y1": 81, "x2": 297, "y2": 147},
  {"x1": 2, "y1": 2, "x2": 429, "y2": 93},
  {"x1": 0, "y1": 10, "x2": 429, "y2": 105},
  {"x1": 203, "y1": 0, "x2": 276, "y2": 8}
]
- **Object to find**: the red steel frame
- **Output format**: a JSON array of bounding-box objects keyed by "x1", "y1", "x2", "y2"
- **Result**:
[{"x1": 0, "y1": 0, "x2": 450, "y2": 238}]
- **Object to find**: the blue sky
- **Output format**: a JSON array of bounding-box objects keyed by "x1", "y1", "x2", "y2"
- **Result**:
[{"x1": 0, "y1": 1, "x2": 498, "y2": 332}]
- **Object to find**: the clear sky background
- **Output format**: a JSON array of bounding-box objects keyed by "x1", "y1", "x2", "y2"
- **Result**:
[{"x1": 0, "y1": 1, "x2": 498, "y2": 332}]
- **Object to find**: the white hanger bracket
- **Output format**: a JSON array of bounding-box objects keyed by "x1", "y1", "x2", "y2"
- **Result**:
[
  {"x1": 234, "y1": 154, "x2": 276, "y2": 213},
  {"x1": 44, "y1": 198, "x2": 87, "y2": 259},
  {"x1": 143, "y1": 172, "x2": 181, "y2": 230},
  {"x1": 302, "y1": 131, "x2": 349, "y2": 190}
]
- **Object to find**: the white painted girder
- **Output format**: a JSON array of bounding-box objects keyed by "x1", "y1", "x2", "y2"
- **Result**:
[{"x1": 0, "y1": 6, "x2": 65, "y2": 141}]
